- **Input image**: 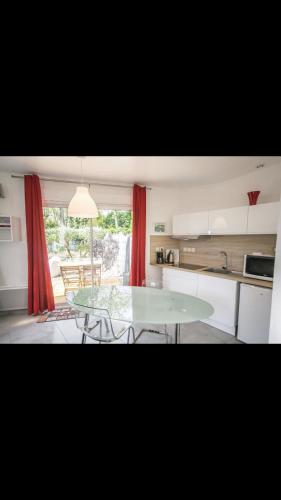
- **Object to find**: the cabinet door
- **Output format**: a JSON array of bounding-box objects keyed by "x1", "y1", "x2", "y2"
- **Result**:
[
  {"x1": 163, "y1": 269, "x2": 198, "y2": 296},
  {"x1": 172, "y1": 214, "x2": 187, "y2": 235},
  {"x1": 209, "y1": 206, "x2": 248, "y2": 235},
  {"x1": 197, "y1": 274, "x2": 238, "y2": 329},
  {"x1": 247, "y1": 202, "x2": 280, "y2": 234},
  {"x1": 173, "y1": 211, "x2": 209, "y2": 235},
  {"x1": 185, "y1": 211, "x2": 209, "y2": 235}
]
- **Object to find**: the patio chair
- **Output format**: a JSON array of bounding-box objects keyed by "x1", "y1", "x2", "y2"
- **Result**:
[
  {"x1": 81, "y1": 264, "x2": 102, "y2": 287},
  {"x1": 60, "y1": 266, "x2": 82, "y2": 294}
]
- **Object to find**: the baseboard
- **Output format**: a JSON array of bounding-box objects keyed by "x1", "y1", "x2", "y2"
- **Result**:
[
  {"x1": 0, "y1": 307, "x2": 28, "y2": 313},
  {"x1": 201, "y1": 318, "x2": 236, "y2": 336}
]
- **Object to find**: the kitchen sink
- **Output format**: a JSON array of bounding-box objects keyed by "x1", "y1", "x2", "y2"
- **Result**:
[{"x1": 206, "y1": 268, "x2": 232, "y2": 275}]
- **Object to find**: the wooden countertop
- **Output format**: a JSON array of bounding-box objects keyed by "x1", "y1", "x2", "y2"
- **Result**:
[{"x1": 151, "y1": 264, "x2": 273, "y2": 289}]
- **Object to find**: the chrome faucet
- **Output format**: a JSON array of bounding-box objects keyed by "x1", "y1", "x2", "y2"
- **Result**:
[{"x1": 220, "y1": 251, "x2": 229, "y2": 270}]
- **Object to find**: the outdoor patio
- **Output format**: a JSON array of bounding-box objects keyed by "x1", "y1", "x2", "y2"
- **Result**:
[{"x1": 52, "y1": 275, "x2": 125, "y2": 303}]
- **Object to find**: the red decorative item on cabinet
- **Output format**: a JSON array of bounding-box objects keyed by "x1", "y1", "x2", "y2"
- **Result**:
[{"x1": 247, "y1": 191, "x2": 261, "y2": 206}]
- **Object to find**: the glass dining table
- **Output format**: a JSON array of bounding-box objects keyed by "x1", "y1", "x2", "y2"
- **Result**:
[{"x1": 67, "y1": 285, "x2": 214, "y2": 344}]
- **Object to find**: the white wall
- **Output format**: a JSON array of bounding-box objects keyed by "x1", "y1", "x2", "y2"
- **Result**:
[
  {"x1": 269, "y1": 198, "x2": 281, "y2": 342},
  {"x1": 0, "y1": 172, "x2": 28, "y2": 288},
  {"x1": 178, "y1": 164, "x2": 281, "y2": 213},
  {"x1": 146, "y1": 187, "x2": 181, "y2": 282}
]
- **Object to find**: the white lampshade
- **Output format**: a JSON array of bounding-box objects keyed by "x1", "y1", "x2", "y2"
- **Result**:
[{"x1": 68, "y1": 186, "x2": 99, "y2": 218}]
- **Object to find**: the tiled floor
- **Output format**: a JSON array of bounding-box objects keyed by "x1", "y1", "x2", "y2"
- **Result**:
[{"x1": 0, "y1": 310, "x2": 242, "y2": 344}]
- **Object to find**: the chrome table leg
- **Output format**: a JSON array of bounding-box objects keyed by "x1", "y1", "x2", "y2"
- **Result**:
[
  {"x1": 175, "y1": 324, "x2": 181, "y2": 344},
  {"x1": 82, "y1": 314, "x2": 90, "y2": 344}
]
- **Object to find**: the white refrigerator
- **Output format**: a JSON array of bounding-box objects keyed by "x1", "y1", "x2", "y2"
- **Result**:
[{"x1": 237, "y1": 284, "x2": 272, "y2": 343}]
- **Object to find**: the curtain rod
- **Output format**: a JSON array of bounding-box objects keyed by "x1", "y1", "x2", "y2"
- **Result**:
[{"x1": 11, "y1": 174, "x2": 152, "y2": 191}]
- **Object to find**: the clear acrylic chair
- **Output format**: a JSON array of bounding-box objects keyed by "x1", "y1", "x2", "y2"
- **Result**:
[
  {"x1": 74, "y1": 307, "x2": 136, "y2": 345},
  {"x1": 135, "y1": 280, "x2": 171, "y2": 344}
]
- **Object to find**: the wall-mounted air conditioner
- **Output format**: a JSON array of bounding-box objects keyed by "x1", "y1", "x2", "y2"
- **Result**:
[{"x1": 0, "y1": 216, "x2": 22, "y2": 242}]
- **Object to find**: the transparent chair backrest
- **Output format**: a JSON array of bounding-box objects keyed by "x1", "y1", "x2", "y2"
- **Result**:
[
  {"x1": 66, "y1": 292, "x2": 128, "y2": 340},
  {"x1": 84, "y1": 307, "x2": 130, "y2": 341}
]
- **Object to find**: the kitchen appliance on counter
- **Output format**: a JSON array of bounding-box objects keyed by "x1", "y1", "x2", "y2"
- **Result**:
[
  {"x1": 165, "y1": 249, "x2": 180, "y2": 265},
  {"x1": 237, "y1": 284, "x2": 272, "y2": 343},
  {"x1": 243, "y1": 254, "x2": 275, "y2": 282},
  {"x1": 156, "y1": 247, "x2": 165, "y2": 264}
]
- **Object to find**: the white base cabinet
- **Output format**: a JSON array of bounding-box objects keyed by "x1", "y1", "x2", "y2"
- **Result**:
[
  {"x1": 197, "y1": 274, "x2": 238, "y2": 335},
  {"x1": 163, "y1": 268, "x2": 239, "y2": 336},
  {"x1": 163, "y1": 268, "x2": 198, "y2": 296}
]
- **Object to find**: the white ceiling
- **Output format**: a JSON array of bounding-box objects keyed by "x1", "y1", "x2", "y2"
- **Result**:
[{"x1": 0, "y1": 156, "x2": 280, "y2": 188}]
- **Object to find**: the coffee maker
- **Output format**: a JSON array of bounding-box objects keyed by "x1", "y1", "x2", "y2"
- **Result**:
[{"x1": 156, "y1": 247, "x2": 164, "y2": 264}]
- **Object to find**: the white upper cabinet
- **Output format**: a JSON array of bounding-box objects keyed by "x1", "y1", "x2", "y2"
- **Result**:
[
  {"x1": 173, "y1": 211, "x2": 209, "y2": 235},
  {"x1": 209, "y1": 206, "x2": 248, "y2": 235},
  {"x1": 172, "y1": 202, "x2": 280, "y2": 236},
  {"x1": 247, "y1": 202, "x2": 280, "y2": 234},
  {"x1": 172, "y1": 214, "x2": 188, "y2": 235}
]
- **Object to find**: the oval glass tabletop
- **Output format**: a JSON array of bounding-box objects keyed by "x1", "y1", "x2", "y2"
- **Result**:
[{"x1": 67, "y1": 286, "x2": 214, "y2": 325}]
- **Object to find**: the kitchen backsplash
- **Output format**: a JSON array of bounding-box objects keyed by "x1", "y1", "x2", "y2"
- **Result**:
[{"x1": 150, "y1": 234, "x2": 277, "y2": 272}]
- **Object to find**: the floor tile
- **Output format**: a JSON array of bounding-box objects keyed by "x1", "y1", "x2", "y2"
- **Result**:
[{"x1": 0, "y1": 311, "x2": 242, "y2": 344}]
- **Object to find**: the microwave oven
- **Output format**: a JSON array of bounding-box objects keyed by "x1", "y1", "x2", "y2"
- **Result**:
[{"x1": 243, "y1": 254, "x2": 275, "y2": 282}]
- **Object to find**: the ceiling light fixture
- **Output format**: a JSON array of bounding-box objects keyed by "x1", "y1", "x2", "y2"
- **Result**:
[{"x1": 68, "y1": 157, "x2": 99, "y2": 218}]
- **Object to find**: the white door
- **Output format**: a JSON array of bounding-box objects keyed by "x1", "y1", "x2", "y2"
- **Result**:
[
  {"x1": 209, "y1": 206, "x2": 248, "y2": 235},
  {"x1": 197, "y1": 274, "x2": 238, "y2": 334},
  {"x1": 163, "y1": 269, "x2": 198, "y2": 296},
  {"x1": 237, "y1": 285, "x2": 272, "y2": 343},
  {"x1": 247, "y1": 202, "x2": 280, "y2": 234}
]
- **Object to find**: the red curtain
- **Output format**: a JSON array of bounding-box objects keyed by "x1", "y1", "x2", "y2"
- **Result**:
[
  {"x1": 24, "y1": 175, "x2": 55, "y2": 315},
  {"x1": 130, "y1": 184, "x2": 146, "y2": 286}
]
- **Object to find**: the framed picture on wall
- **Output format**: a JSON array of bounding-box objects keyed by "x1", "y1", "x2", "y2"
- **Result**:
[{"x1": 154, "y1": 223, "x2": 166, "y2": 233}]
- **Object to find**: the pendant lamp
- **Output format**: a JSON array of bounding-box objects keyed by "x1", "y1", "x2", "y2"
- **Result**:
[{"x1": 68, "y1": 158, "x2": 99, "y2": 218}]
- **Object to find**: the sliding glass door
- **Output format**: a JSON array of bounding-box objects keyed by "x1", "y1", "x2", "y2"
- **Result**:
[{"x1": 43, "y1": 208, "x2": 132, "y2": 303}]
